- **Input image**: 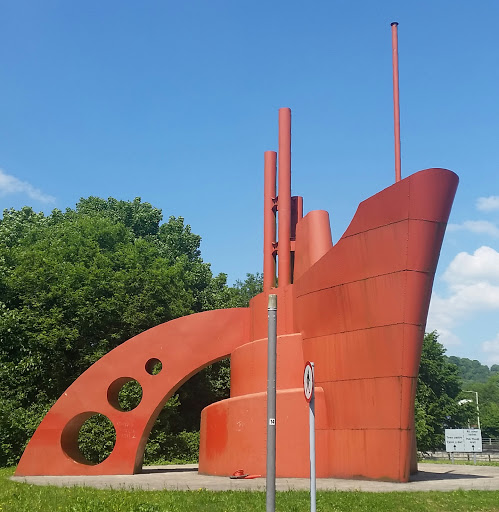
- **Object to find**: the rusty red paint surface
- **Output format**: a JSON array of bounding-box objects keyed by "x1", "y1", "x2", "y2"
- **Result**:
[{"x1": 200, "y1": 161, "x2": 457, "y2": 482}]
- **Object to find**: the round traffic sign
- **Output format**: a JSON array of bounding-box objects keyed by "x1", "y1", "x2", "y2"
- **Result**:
[{"x1": 303, "y1": 361, "x2": 314, "y2": 402}]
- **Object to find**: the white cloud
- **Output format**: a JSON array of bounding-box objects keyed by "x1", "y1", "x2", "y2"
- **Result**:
[
  {"x1": 482, "y1": 333, "x2": 499, "y2": 366},
  {"x1": 447, "y1": 220, "x2": 499, "y2": 238},
  {"x1": 427, "y1": 246, "x2": 499, "y2": 350},
  {"x1": 428, "y1": 282, "x2": 499, "y2": 334},
  {"x1": 442, "y1": 281, "x2": 499, "y2": 312},
  {"x1": 433, "y1": 327, "x2": 462, "y2": 347},
  {"x1": 0, "y1": 168, "x2": 55, "y2": 203},
  {"x1": 477, "y1": 196, "x2": 499, "y2": 212},
  {"x1": 443, "y1": 246, "x2": 499, "y2": 287}
]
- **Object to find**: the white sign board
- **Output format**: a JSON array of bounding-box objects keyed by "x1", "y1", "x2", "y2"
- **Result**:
[
  {"x1": 303, "y1": 361, "x2": 314, "y2": 402},
  {"x1": 445, "y1": 429, "x2": 482, "y2": 452},
  {"x1": 464, "y1": 429, "x2": 482, "y2": 452},
  {"x1": 445, "y1": 429, "x2": 465, "y2": 452}
]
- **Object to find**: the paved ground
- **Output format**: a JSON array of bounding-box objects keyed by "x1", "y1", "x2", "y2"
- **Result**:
[{"x1": 10, "y1": 463, "x2": 499, "y2": 492}]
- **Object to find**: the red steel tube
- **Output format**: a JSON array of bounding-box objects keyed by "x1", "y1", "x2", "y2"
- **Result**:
[
  {"x1": 290, "y1": 196, "x2": 303, "y2": 240},
  {"x1": 263, "y1": 151, "x2": 277, "y2": 291},
  {"x1": 391, "y1": 22, "x2": 401, "y2": 183},
  {"x1": 278, "y1": 108, "x2": 292, "y2": 287}
]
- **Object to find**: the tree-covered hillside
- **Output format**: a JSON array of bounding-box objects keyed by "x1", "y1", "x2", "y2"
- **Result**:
[
  {"x1": 445, "y1": 355, "x2": 499, "y2": 384},
  {"x1": 443, "y1": 355, "x2": 499, "y2": 439}
]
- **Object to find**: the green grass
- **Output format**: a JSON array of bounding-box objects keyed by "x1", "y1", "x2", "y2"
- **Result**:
[
  {"x1": 3, "y1": 468, "x2": 499, "y2": 512},
  {"x1": 420, "y1": 459, "x2": 499, "y2": 467}
]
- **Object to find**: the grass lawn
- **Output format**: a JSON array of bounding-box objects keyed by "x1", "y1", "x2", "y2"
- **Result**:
[
  {"x1": 420, "y1": 459, "x2": 499, "y2": 467},
  {"x1": 3, "y1": 468, "x2": 499, "y2": 512}
]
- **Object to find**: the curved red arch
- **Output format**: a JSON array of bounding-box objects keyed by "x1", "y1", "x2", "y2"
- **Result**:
[{"x1": 15, "y1": 308, "x2": 250, "y2": 476}]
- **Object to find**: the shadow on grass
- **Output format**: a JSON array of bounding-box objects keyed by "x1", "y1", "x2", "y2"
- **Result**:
[
  {"x1": 141, "y1": 466, "x2": 199, "y2": 475},
  {"x1": 411, "y1": 470, "x2": 490, "y2": 481}
]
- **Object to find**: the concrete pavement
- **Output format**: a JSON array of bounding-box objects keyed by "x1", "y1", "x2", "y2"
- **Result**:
[{"x1": 11, "y1": 463, "x2": 499, "y2": 492}]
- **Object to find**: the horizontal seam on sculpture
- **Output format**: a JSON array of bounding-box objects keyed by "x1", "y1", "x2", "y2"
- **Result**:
[
  {"x1": 316, "y1": 375, "x2": 417, "y2": 383},
  {"x1": 325, "y1": 428, "x2": 414, "y2": 431},
  {"x1": 301, "y1": 321, "x2": 423, "y2": 338},
  {"x1": 341, "y1": 217, "x2": 445, "y2": 239},
  {"x1": 296, "y1": 269, "x2": 433, "y2": 298}
]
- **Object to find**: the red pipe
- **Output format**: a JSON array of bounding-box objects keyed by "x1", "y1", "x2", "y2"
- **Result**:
[
  {"x1": 278, "y1": 108, "x2": 292, "y2": 287},
  {"x1": 290, "y1": 196, "x2": 303, "y2": 240},
  {"x1": 263, "y1": 151, "x2": 277, "y2": 291},
  {"x1": 391, "y1": 22, "x2": 401, "y2": 183}
]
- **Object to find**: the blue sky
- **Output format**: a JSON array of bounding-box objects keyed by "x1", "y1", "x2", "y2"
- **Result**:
[{"x1": 1, "y1": 1, "x2": 498, "y2": 365}]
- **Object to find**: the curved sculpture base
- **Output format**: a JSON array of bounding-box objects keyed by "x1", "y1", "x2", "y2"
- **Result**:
[
  {"x1": 199, "y1": 331, "x2": 417, "y2": 482},
  {"x1": 199, "y1": 388, "x2": 330, "y2": 478}
]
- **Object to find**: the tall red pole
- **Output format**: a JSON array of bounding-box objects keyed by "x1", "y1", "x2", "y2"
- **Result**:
[
  {"x1": 391, "y1": 22, "x2": 401, "y2": 183},
  {"x1": 278, "y1": 108, "x2": 292, "y2": 287},
  {"x1": 263, "y1": 151, "x2": 277, "y2": 291}
]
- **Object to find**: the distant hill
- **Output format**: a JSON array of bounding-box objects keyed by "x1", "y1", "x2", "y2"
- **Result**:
[{"x1": 445, "y1": 355, "x2": 499, "y2": 383}]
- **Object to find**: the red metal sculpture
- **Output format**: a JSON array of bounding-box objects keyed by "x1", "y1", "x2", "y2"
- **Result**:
[
  {"x1": 16, "y1": 23, "x2": 459, "y2": 482},
  {"x1": 198, "y1": 109, "x2": 458, "y2": 481},
  {"x1": 15, "y1": 106, "x2": 458, "y2": 481}
]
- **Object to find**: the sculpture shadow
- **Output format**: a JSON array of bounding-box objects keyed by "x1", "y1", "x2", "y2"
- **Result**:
[
  {"x1": 141, "y1": 466, "x2": 199, "y2": 475},
  {"x1": 411, "y1": 470, "x2": 490, "y2": 482}
]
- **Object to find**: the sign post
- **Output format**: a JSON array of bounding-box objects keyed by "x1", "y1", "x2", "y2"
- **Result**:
[
  {"x1": 266, "y1": 295, "x2": 277, "y2": 512},
  {"x1": 304, "y1": 361, "x2": 316, "y2": 512}
]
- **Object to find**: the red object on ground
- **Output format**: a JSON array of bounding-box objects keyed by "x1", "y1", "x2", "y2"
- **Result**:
[
  {"x1": 15, "y1": 108, "x2": 457, "y2": 482},
  {"x1": 230, "y1": 469, "x2": 248, "y2": 479}
]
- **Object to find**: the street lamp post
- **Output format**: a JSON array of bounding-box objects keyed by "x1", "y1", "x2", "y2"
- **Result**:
[{"x1": 463, "y1": 391, "x2": 481, "y2": 430}]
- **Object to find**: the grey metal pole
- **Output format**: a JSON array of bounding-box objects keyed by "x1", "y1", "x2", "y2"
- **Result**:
[
  {"x1": 476, "y1": 392, "x2": 481, "y2": 430},
  {"x1": 266, "y1": 294, "x2": 277, "y2": 512},
  {"x1": 309, "y1": 362, "x2": 316, "y2": 512}
]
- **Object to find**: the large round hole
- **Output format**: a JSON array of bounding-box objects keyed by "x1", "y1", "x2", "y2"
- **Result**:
[
  {"x1": 107, "y1": 377, "x2": 143, "y2": 411},
  {"x1": 77, "y1": 413, "x2": 116, "y2": 465},
  {"x1": 145, "y1": 358, "x2": 162, "y2": 375}
]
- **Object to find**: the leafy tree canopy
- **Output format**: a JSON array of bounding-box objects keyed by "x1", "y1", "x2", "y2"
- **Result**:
[
  {"x1": 416, "y1": 331, "x2": 469, "y2": 452},
  {"x1": 229, "y1": 273, "x2": 263, "y2": 307},
  {"x1": 458, "y1": 374, "x2": 499, "y2": 438},
  {"x1": 75, "y1": 196, "x2": 163, "y2": 238},
  {"x1": 0, "y1": 198, "x2": 238, "y2": 466}
]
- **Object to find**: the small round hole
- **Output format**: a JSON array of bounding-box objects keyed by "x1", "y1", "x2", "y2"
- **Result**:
[
  {"x1": 107, "y1": 377, "x2": 143, "y2": 411},
  {"x1": 145, "y1": 358, "x2": 162, "y2": 375}
]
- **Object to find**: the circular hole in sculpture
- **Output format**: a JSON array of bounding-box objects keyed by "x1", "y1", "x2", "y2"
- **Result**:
[
  {"x1": 107, "y1": 377, "x2": 143, "y2": 411},
  {"x1": 145, "y1": 358, "x2": 162, "y2": 375},
  {"x1": 76, "y1": 413, "x2": 116, "y2": 465}
]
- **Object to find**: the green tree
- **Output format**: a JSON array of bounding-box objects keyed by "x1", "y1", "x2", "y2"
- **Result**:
[
  {"x1": 461, "y1": 374, "x2": 499, "y2": 438},
  {"x1": 229, "y1": 273, "x2": 263, "y2": 307},
  {"x1": 0, "y1": 199, "x2": 234, "y2": 466},
  {"x1": 415, "y1": 331, "x2": 468, "y2": 452},
  {"x1": 174, "y1": 272, "x2": 264, "y2": 434},
  {"x1": 75, "y1": 196, "x2": 163, "y2": 238}
]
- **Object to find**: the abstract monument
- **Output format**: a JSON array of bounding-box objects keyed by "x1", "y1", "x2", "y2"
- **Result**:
[{"x1": 16, "y1": 107, "x2": 458, "y2": 482}]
